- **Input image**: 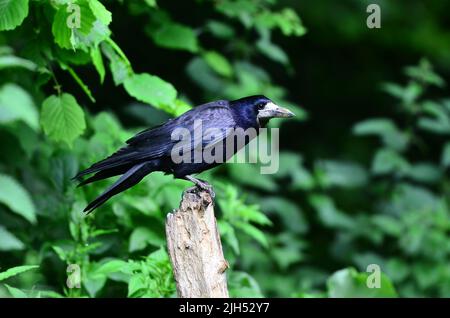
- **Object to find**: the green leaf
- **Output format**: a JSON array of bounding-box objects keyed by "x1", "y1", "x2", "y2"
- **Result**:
[
  {"x1": 152, "y1": 24, "x2": 198, "y2": 52},
  {"x1": 316, "y1": 160, "x2": 368, "y2": 188},
  {"x1": 442, "y1": 142, "x2": 450, "y2": 168},
  {"x1": 93, "y1": 260, "x2": 128, "y2": 276},
  {"x1": 406, "y1": 163, "x2": 442, "y2": 184},
  {"x1": 418, "y1": 101, "x2": 450, "y2": 135},
  {"x1": 353, "y1": 118, "x2": 409, "y2": 151},
  {"x1": 218, "y1": 221, "x2": 240, "y2": 254},
  {"x1": 102, "y1": 41, "x2": 132, "y2": 85},
  {"x1": 0, "y1": 83, "x2": 39, "y2": 130},
  {"x1": 228, "y1": 271, "x2": 263, "y2": 298},
  {"x1": 0, "y1": 265, "x2": 38, "y2": 282},
  {"x1": 0, "y1": 226, "x2": 24, "y2": 251},
  {"x1": 327, "y1": 268, "x2": 397, "y2": 298},
  {"x1": 228, "y1": 164, "x2": 277, "y2": 191},
  {"x1": 128, "y1": 274, "x2": 146, "y2": 297},
  {"x1": 0, "y1": 55, "x2": 37, "y2": 71},
  {"x1": 129, "y1": 227, "x2": 164, "y2": 252},
  {"x1": 144, "y1": 0, "x2": 157, "y2": 7},
  {"x1": 203, "y1": 51, "x2": 233, "y2": 77},
  {"x1": 234, "y1": 221, "x2": 268, "y2": 248},
  {"x1": 41, "y1": 93, "x2": 86, "y2": 146},
  {"x1": 309, "y1": 195, "x2": 354, "y2": 229},
  {"x1": 206, "y1": 20, "x2": 235, "y2": 39},
  {"x1": 404, "y1": 58, "x2": 445, "y2": 87},
  {"x1": 256, "y1": 38, "x2": 289, "y2": 65},
  {"x1": 0, "y1": 174, "x2": 36, "y2": 223},
  {"x1": 0, "y1": 0, "x2": 29, "y2": 31},
  {"x1": 52, "y1": 1, "x2": 97, "y2": 50},
  {"x1": 90, "y1": 46, "x2": 105, "y2": 83},
  {"x1": 372, "y1": 148, "x2": 410, "y2": 175},
  {"x1": 5, "y1": 284, "x2": 27, "y2": 298},
  {"x1": 124, "y1": 73, "x2": 177, "y2": 111},
  {"x1": 89, "y1": 0, "x2": 112, "y2": 25}
]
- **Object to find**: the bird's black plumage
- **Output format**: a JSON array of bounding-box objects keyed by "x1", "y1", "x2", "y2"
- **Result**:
[{"x1": 74, "y1": 95, "x2": 294, "y2": 213}]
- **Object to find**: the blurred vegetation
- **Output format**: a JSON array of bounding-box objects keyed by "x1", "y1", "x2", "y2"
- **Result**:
[{"x1": 0, "y1": 0, "x2": 449, "y2": 298}]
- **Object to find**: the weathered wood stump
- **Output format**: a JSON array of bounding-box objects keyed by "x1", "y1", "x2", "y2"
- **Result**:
[{"x1": 165, "y1": 188, "x2": 229, "y2": 298}]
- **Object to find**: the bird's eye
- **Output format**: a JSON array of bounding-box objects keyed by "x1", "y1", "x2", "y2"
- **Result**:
[{"x1": 257, "y1": 103, "x2": 265, "y2": 110}]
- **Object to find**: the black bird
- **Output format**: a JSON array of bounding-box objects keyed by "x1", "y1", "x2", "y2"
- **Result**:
[{"x1": 74, "y1": 95, "x2": 294, "y2": 213}]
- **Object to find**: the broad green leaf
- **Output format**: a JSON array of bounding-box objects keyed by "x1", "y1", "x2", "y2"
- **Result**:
[
  {"x1": 353, "y1": 118, "x2": 409, "y2": 151},
  {"x1": 406, "y1": 163, "x2": 442, "y2": 184},
  {"x1": 372, "y1": 148, "x2": 410, "y2": 175},
  {"x1": 124, "y1": 73, "x2": 177, "y2": 111},
  {"x1": 327, "y1": 268, "x2": 397, "y2": 298},
  {"x1": 228, "y1": 163, "x2": 277, "y2": 191},
  {"x1": 0, "y1": 55, "x2": 37, "y2": 71},
  {"x1": 0, "y1": 83, "x2": 39, "y2": 130},
  {"x1": 255, "y1": 8, "x2": 306, "y2": 37},
  {"x1": 418, "y1": 101, "x2": 450, "y2": 135},
  {"x1": 316, "y1": 160, "x2": 368, "y2": 188},
  {"x1": 102, "y1": 42, "x2": 132, "y2": 85},
  {"x1": 152, "y1": 24, "x2": 198, "y2": 52},
  {"x1": 172, "y1": 99, "x2": 192, "y2": 116},
  {"x1": 203, "y1": 51, "x2": 233, "y2": 77},
  {"x1": 218, "y1": 221, "x2": 240, "y2": 254},
  {"x1": 206, "y1": 20, "x2": 235, "y2": 39},
  {"x1": 228, "y1": 271, "x2": 263, "y2": 298},
  {"x1": 257, "y1": 39, "x2": 289, "y2": 65},
  {"x1": 0, "y1": 226, "x2": 24, "y2": 251},
  {"x1": 0, "y1": 0, "x2": 29, "y2": 31},
  {"x1": 5, "y1": 284, "x2": 27, "y2": 298},
  {"x1": 309, "y1": 195, "x2": 354, "y2": 229},
  {"x1": 0, "y1": 174, "x2": 36, "y2": 223},
  {"x1": 372, "y1": 215, "x2": 402, "y2": 236},
  {"x1": 0, "y1": 265, "x2": 38, "y2": 282},
  {"x1": 52, "y1": 1, "x2": 97, "y2": 50},
  {"x1": 41, "y1": 94, "x2": 86, "y2": 146},
  {"x1": 144, "y1": 0, "x2": 157, "y2": 7},
  {"x1": 129, "y1": 227, "x2": 164, "y2": 252},
  {"x1": 128, "y1": 274, "x2": 146, "y2": 297},
  {"x1": 234, "y1": 221, "x2": 268, "y2": 248},
  {"x1": 90, "y1": 46, "x2": 105, "y2": 83},
  {"x1": 404, "y1": 58, "x2": 445, "y2": 87},
  {"x1": 260, "y1": 197, "x2": 308, "y2": 234},
  {"x1": 89, "y1": 0, "x2": 112, "y2": 25},
  {"x1": 93, "y1": 260, "x2": 128, "y2": 276}
]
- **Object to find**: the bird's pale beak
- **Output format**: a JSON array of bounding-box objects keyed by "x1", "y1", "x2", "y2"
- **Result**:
[{"x1": 258, "y1": 102, "x2": 295, "y2": 119}]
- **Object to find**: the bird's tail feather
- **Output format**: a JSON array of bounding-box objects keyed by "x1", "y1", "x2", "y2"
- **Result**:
[
  {"x1": 77, "y1": 165, "x2": 131, "y2": 187},
  {"x1": 83, "y1": 162, "x2": 153, "y2": 214},
  {"x1": 72, "y1": 146, "x2": 139, "y2": 180}
]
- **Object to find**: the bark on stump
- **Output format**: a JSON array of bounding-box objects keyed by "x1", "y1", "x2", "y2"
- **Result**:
[{"x1": 165, "y1": 189, "x2": 229, "y2": 298}]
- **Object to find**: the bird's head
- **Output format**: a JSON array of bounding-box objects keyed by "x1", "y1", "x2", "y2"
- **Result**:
[{"x1": 231, "y1": 95, "x2": 295, "y2": 127}]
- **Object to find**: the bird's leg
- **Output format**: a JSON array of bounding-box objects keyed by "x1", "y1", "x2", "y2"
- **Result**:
[{"x1": 184, "y1": 175, "x2": 215, "y2": 198}]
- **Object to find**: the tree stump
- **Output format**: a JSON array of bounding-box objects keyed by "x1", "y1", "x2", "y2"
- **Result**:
[{"x1": 165, "y1": 189, "x2": 229, "y2": 298}]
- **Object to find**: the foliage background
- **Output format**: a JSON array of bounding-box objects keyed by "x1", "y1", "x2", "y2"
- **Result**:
[{"x1": 0, "y1": 0, "x2": 449, "y2": 297}]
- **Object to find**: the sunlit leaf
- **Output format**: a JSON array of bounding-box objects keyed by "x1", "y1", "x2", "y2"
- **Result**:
[
  {"x1": 0, "y1": 265, "x2": 38, "y2": 282},
  {"x1": 0, "y1": 174, "x2": 36, "y2": 223},
  {"x1": 0, "y1": 226, "x2": 24, "y2": 251},
  {"x1": 124, "y1": 73, "x2": 177, "y2": 113},
  {"x1": 0, "y1": 0, "x2": 29, "y2": 31},
  {"x1": 0, "y1": 83, "x2": 39, "y2": 130},
  {"x1": 40, "y1": 93, "x2": 86, "y2": 146},
  {"x1": 327, "y1": 268, "x2": 397, "y2": 298},
  {"x1": 152, "y1": 24, "x2": 198, "y2": 52}
]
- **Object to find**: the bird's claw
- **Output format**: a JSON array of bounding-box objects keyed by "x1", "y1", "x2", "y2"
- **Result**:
[
  {"x1": 184, "y1": 181, "x2": 215, "y2": 199},
  {"x1": 196, "y1": 181, "x2": 215, "y2": 199}
]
